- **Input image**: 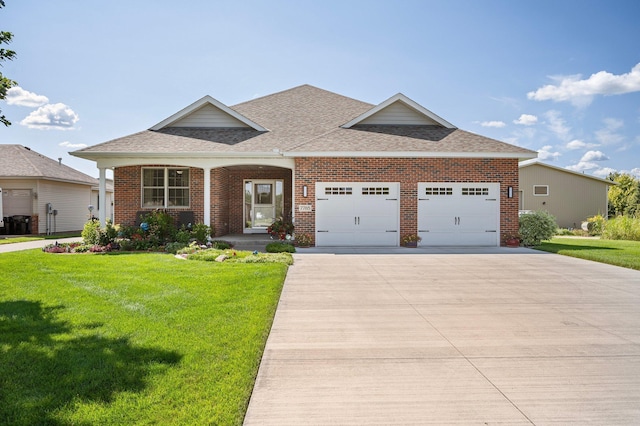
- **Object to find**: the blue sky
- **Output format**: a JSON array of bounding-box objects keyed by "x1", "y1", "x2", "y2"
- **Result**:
[{"x1": 2, "y1": 0, "x2": 639, "y2": 179}]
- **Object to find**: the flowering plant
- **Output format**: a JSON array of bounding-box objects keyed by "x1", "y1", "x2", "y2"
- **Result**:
[
  {"x1": 401, "y1": 234, "x2": 422, "y2": 245},
  {"x1": 267, "y1": 216, "x2": 294, "y2": 240}
]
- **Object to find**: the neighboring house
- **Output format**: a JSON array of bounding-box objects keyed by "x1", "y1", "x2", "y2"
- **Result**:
[
  {"x1": 519, "y1": 159, "x2": 614, "y2": 229},
  {"x1": 0, "y1": 144, "x2": 113, "y2": 234},
  {"x1": 72, "y1": 85, "x2": 536, "y2": 247}
]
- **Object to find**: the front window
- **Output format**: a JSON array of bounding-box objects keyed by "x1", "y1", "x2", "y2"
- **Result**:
[{"x1": 142, "y1": 168, "x2": 190, "y2": 207}]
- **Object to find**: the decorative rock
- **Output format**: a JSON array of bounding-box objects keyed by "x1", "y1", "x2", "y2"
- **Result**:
[{"x1": 215, "y1": 254, "x2": 228, "y2": 262}]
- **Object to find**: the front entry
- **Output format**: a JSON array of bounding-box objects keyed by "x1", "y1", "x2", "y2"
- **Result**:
[{"x1": 243, "y1": 180, "x2": 284, "y2": 233}]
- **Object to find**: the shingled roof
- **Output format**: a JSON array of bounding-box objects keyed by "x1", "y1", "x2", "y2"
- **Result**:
[
  {"x1": 0, "y1": 144, "x2": 98, "y2": 186},
  {"x1": 72, "y1": 85, "x2": 536, "y2": 158}
]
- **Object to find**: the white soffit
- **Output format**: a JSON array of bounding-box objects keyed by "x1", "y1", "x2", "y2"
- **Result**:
[
  {"x1": 150, "y1": 95, "x2": 267, "y2": 131},
  {"x1": 341, "y1": 93, "x2": 456, "y2": 129}
]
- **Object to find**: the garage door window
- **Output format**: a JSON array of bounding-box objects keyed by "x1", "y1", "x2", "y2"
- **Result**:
[
  {"x1": 462, "y1": 187, "x2": 489, "y2": 196},
  {"x1": 424, "y1": 187, "x2": 453, "y2": 195},
  {"x1": 362, "y1": 187, "x2": 389, "y2": 195},
  {"x1": 325, "y1": 187, "x2": 352, "y2": 195}
]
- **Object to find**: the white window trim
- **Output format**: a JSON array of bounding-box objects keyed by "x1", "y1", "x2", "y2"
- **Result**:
[
  {"x1": 533, "y1": 185, "x2": 549, "y2": 196},
  {"x1": 141, "y1": 167, "x2": 190, "y2": 208}
]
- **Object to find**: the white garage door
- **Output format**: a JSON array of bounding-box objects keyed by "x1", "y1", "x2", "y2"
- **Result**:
[
  {"x1": 316, "y1": 182, "x2": 399, "y2": 246},
  {"x1": 418, "y1": 183, "x2": 499, "y2": 246}
]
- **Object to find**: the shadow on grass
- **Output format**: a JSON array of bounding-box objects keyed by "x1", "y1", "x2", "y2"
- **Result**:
[
  {"x1": 536, "y1": 242, "x2": 619, "y2": 253},
  {"x1": 0, "y1": 301, "x2": 181, "y2": 425}
]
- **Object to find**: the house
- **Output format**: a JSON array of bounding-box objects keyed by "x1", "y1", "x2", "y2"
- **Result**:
[
  {"x1": 71, "y1": 85, "x2": 536, "y2": 246},
  {"x1": 519, "y1": 159, "x2": 614, "y2": 229},
  {"x1": 0, "y1": 144, "x2": 113, "y2": 235}
]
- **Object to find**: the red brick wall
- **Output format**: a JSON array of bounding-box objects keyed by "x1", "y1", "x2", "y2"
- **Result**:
[
  {"x1": 114, "y1": 165, "x2": 204, "y2": 226},
  {"x1": 293, "y1": 157, "x2": 519, "y2": 246}
]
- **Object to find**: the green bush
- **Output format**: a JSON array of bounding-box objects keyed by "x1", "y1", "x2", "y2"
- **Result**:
[
  {"x1": 211, "y1": 240, "x2": 232, "y2": 250},
  {"x1": 519, "y1": 210, "x2": 557, "y2": 246},
  {"x1": 191, "y1": 223, "x2": 212, "y2": 244},
  {"x1": 175, "y1": 228, "x2": 192, "y2": 245},
  {"x1": 140, "y1": 210, "x2": 176, "y2": 245},
  {"x1": 265, "y1": 242, "x2": 296, "y2": 253},
  {"x1": 602, "y1": 215, "x2": 640, "y2": 241},
  {"x1": 586, "y1": 214, "x2": 606, "y2": 236},
  {"x1": 81, "y1": 220, "x2": 101, "y2": 245},
  {"x1": 165, "y1": 242, "x2": 188, "y2": 254}
]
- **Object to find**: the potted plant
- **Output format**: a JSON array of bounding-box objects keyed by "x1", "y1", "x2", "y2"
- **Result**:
[
  {"x1": 267, "y1": 216, "x2": 294, "y2": 240},
  {"x1": 401, "y1": 233, "x2": 422, "y2": 248},
  {"x1": 502, "y1": 233, "x2": 521, "y2": 247},
  {"x1": 294, "y1": 233, "x2": 313, "y2": 248}
]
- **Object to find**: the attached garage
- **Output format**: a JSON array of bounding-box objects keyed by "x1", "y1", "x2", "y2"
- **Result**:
[
  {"x1": 315, "y1": 182, "x2": 399, "y2": 246},
  {"x1": 418, "y1": 183, "x2": 500, "y2": 246}
]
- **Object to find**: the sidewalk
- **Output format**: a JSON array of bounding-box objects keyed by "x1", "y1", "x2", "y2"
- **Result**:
[{"x1": 0, "y1": 237, "x2": 82, "y2": 254}]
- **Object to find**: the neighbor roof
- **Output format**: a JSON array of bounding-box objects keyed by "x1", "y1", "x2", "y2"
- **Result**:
[
  {"x1": 0, "y1": 144, "x2": 99, "y2": 186},
  {"x1": 519, "y1": 159, "x2": 616, "y2": 185},
  {"x1": 72, "y1": 85, "x2": 537, "y2": 159}
]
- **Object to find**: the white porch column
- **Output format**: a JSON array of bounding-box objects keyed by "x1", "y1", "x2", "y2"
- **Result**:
[
  {"x1": 203, "y1": 168, "x2": 211, "y2": 227},
  {"x1": 98, "y1": 167, "x2": 107, "y2": 226}
]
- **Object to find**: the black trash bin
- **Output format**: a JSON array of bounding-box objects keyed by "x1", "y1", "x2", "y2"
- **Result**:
[
  {"x1": 12, "y1": 215, "x2": 27, "y2": 235},
  {"x1": 1, "y1": 217, "x2": 8, "y2": 235}
]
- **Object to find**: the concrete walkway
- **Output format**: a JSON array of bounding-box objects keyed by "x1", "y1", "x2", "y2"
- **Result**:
[
  {"x1": 0, "y1": 237, "x2": 82, "y2": 253},
  {"x1": 245, "y1": 250, "x2": 640, "y2": 425}
]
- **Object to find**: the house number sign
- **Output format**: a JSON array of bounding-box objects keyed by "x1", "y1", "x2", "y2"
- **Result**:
[{"x1": 298, "y1": 205, "x2": 312, "y2": 212}]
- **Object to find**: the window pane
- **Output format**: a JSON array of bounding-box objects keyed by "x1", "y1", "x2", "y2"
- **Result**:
[
  {"x1": 143, "y1": 188, "x2": 164, "y2": 207},
  {"x1": 143, "y1": 169, "x2": 164, "y2": 187},
  {"x1": 169, "y1": 188, "x2": 189, "y2": 207},
  {"x1": 168, "y1": 169, "x2": 189, "y2": 187},
  {"x1": 255, "y1": 184, "x2": 272, "y2": 204}
]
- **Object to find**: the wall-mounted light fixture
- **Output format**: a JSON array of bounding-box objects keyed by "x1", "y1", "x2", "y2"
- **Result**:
[
  {"x1": 302, "y1": 185, "x2": 308, "y2": 198},
  {"x1": 507, "y1": 186, "x2": 513, "y2": 198}
]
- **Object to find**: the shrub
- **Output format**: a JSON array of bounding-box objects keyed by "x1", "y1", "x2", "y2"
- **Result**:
[
  {"x1": 140, "y1": 210, "x2": 176, "y2": 245},
  {"x1": 602, "y1": 215, "x2": 640, "y2": 241},
  {"x1": 519, "y1": 210, "x2": 557, "y2": 246},
  {"x1": 212, "y1": 240, "x2": 232, "y2": 250},
  {"x1": 586, "y1": 214, "x2": 606, "y2": 236},
  {"x1": 165, "y1": 242, "x2": 188, "y2": 254},
  {"x1": 265, "y1": 242, "x2": 296, "y2": 253},
  {"x1": 175, "y1": 228, "x2": 192, "y2": 245},
  {"x1": 191, "y1": 223, "x2": 212, "y2": 244},
  {"x1": 81, "y1": 219, "x2": 102, "y2": 245}
]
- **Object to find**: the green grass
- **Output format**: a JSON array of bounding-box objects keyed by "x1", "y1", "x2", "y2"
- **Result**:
[
  {"x1": 535, "y1": 237, "x2": 640, "y2": 270},
  {"x1": 0, "y1": 233, "x2": 81, "y2": 245},
  {"x1": 0, "y1": 250, "x2": 288, "y2": 425}
]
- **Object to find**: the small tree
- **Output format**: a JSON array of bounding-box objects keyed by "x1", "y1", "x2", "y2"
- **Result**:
[
  {"x1": 607, "y1": 172, "x2": 640, "y2": 217},
  {"x1": 519, "y1": 210, "x2": 557, "y2": 246},
  {"x1": 0, "y1": 1, "x2": 18, "y2": 126}
]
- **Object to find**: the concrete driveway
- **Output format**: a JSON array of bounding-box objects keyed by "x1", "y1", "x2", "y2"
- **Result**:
[{"x1": 244, "y1": 249, "x2": 640, "y2": 425}]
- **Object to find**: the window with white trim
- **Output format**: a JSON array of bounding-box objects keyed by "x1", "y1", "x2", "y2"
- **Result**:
[
  {"x1": 533, "y1": 185, "x2": 549, "y2": 196},
  {"x1": 142, "y1": 168, "x2": 190, "y2": 207}
]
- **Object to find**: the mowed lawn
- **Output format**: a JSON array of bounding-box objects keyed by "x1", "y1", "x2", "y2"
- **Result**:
[
  {"x1": 536, "y1": 237, "x2": 640, "y2": 270},
  {"x1": 0, "y1": 250, "x2": 288, "y2": 425}
]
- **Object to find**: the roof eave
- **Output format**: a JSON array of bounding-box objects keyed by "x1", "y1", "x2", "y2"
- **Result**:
[{"x1": 284, "y1": 151, "x2": 538, "y2": 159}]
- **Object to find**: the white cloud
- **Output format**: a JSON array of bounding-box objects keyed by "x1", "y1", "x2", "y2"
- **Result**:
[
  {"x1": 592, "y1": 167, "x2": 617, "y2": 178},
  {"x1": 595, "y1": 118, "x2": 624, "y2": 145},
  {"x1": 20, "y1": 103, "x2": 79, "y2": 130},
  {"x1": 527, "y1": 63, "x2": 640, "y2": 106},
  {"x1": 544, "y1": 110, "x2": 571, "y2": 141},
  {"x1": 6, "y1": 87, "x2": 49, "y2": 107},
  {"x1": 59, "y1": 141, "x2": 87, "y2": 149},
  {"x1": 537, "y1": 145, "x2": 561, "y2": 161},
  {"x1": 513, "y1": 114, "x2": 538, "y2": 125},
  {"x1": 479, "y1": 120, "x2": 506, "y2": 128},
  {"x1": 567, "y1": 161, "x2": 599, "y2": 172},
  {"x1": 580, "y1": 150, "x2": 609, "y2": 162},
  {"x1": 566, "y1": 139, "x2": 599, "y2": 150}
]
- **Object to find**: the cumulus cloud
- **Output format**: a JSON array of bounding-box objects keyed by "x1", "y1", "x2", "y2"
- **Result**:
[
  {"x1": 20, "y1": 103, "x2": 79, "y2": 130},
  {"x1": 544, "y1": 110, "x2": 572, "y2": 141},
  {"x1": 580, "y1": 150, "x2": 609, "y2": 162},
  {"x1": 567, "y1": 161, "x2": 599, "y2": 172},
  {"x1": 527, "y1": 63, "x2": 640, "y2": 107},
  {"x1": 59, "y1": 141, "x2": 87, "y2": 149},
  {"x1": 592, "y1": 167, "x2": 618, "y2": 178},
  {"x1": 6, "y1": 87, "x2": 49, "y2": 107},
  {"x1": 566, "y1": 139, "x2": 599, "y2": 150},
  {"x1": 595, "y1": 118, "x2": 624, "y2": 145},
  {"x1": 479, "y1": 120, "x2": 506, "y2": 128},
  {"x1": 513, "y1": 114, "x2": 538, "y2": 125},
  {"x1": 537, "y1": 145, "x2": 561, "y2": 161}
]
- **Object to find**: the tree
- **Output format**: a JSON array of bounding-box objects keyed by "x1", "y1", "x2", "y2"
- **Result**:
[
  {"x1": 607, "y1": 172, "x2": 640, "y2": 217},
  {"x1": 0, "y1": 0, "x2": 17, "y2": 126}
]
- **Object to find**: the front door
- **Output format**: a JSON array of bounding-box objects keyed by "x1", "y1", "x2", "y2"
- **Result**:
[{"x1": 244, "y1": 180, "x2": 283, "y2": 233}]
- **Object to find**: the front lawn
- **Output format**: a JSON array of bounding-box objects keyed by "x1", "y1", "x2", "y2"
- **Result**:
[
  {"x1": 0, "y1": 250, "x2": 288, "y2": 425},
  {"x1": 535, "y1": 237, "x2": 640, "y2": 270}
]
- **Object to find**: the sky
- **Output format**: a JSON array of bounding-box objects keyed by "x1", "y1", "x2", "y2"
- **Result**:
[{"x1": 1, "y1": 0, "x2": 639, "y2": 180}]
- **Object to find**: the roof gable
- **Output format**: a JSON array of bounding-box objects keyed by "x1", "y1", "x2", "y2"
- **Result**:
[
  {"x1": 150, "y1": 95, "x2": 267, "y2": 131},
  {"x1": 342, "y1": 93, "x2": 456, "y2": 129},
  {"x1": 519, "y1": 159, "x2": 616, "y2": 185}
]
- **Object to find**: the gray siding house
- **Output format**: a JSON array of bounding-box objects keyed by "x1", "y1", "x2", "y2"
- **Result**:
[{"x1": 519, "y1": 159, "x2": 614, "y2": 229}]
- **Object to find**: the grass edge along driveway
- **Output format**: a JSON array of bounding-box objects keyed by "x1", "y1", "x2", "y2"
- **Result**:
[
  {"x1": 0, "y1": 250, "x2": 288, "y2": 425},
  {"x1": 535, "y1": 237, "x2": 640, "y2": 271}
]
